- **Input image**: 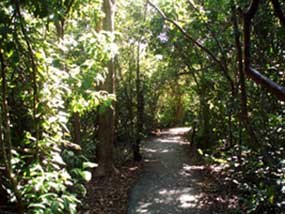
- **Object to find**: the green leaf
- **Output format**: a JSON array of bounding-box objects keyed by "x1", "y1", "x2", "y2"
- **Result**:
[
  {"x1": 51, "y1": 201, "x2": 60, "y2": 213},
  {"x1": 83, "y1": 162, "x2": 98, "y2": 169},
  {"x1": 81, "y1": 171, "x2": 92, "y2": 182},
  {"x1": 28, "y1": 203, "x2": 46, "y2": 209},
  {"x1": 197, "y1": 148, "x2": 203, "y2": 155}
]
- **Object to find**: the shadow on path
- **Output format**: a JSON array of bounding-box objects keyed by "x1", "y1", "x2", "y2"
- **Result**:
[{"x1": 127, "y1": 127, "x2": 236, "y2": 214}]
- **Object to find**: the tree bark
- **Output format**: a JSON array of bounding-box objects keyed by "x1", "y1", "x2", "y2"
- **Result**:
[
  {"x1": 232, "y1": 6, "x2": 248, "y2": 120},
  {"x1": 72, "y1": 112, "x2": 81, "y2": 145},
  {"x1": 95, "y1": 0, "x2": 117, "y2": 177},
  {"x1": 243, "y1": 0, "x2": 285, "y2": 101},
  {"x1": 134, "y1": 43, "x2": 143, "y2": 161}
]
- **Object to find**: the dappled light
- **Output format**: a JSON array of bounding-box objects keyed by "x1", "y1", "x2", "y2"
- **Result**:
[
  {"x1": 0, "y1": 0, "x2": 284, "y2": 213},
  {"x1": 128, "y1": 128, "x2": 238, "y2": 213},
  {"x1": 156, "y1": 136, "x2": 189, "y2": 145},
  {"x1": 167, "y1": 127, "x2": 191, "y2": 135},
  {"x1": 134, "y1": 187, "x2": 203, "y2": 213}
]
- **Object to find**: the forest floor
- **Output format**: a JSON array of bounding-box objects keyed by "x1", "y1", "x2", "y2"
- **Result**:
[
  {"x1": 127, "y1": 127, "x2": 239, "y2": 214},
  {"x1": 81, "y1": 127, "x2": 239, "y2": 214},
  {"x1": 81, "y1": 161, "x2": 143, "y2": 214}
]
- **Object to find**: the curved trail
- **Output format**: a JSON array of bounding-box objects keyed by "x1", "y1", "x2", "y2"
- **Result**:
[{"x1": 127, "y1": 127, "x2": 211, "y2": 214}]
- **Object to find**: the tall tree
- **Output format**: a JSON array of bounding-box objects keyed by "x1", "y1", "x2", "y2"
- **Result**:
[{"x1": 96, "y1": 0, "x2": 117, "y2": 176}]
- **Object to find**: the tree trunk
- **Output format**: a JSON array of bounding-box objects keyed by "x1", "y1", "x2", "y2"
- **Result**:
[
  {"x1": 232, "y1": 6, "x2": 248, "y2": 121},
  {"x1": 72, "y1": 112, "x2": 81, "y2": 145},
  {"x1": 134, "y1": 43, "x2": 143, "y2": 161},
  {"x1": 0, "y1": 51, "x2": 24, "y2": 213},
  {"x1": 173, "y1": 85, "x2": 184, "y2": 126},
  {"x1": 233, "y1": 3, "x2": 259, "y2": 146},
  {"x1": 126, "y1": 59, "x2": 135, "y2": 147},
  {"x1": 95, "y1": 0, "x2": 117, "y2": 176}
]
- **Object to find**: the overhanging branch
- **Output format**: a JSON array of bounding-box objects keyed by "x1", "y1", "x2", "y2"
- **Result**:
[
  {"x1": 249, "y1": 67, "x2": 285, "y2": 100},
  {"x1": 147, "y1": 0, "x2": 234, "y2": 92},
  {"x1": 148, "y1": 0, "x2": 220, "y2": 66},
  {"x1": 243, "y1": 0, "x2": 285, "y2": 101}
]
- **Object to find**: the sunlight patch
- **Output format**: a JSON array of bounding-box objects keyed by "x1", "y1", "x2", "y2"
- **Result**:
[
  {"x1": 144, "y1": 148, "x2": 158, "y2": 153},
  {"x1": 183, "y1": 164, "x2": 205, "y2": 171},
  {"x1": 179, "y1": 194, "x2": 197, "y2": 208},
  {"x1": 157, "y1": 138, "x2": 179, "y2": 143},
  {"x1": 168, "y1": 127, "x2": 191, "y2": 135},
  {"x1": 136, "y1": 202, "x2": 152, "y2": 213}
]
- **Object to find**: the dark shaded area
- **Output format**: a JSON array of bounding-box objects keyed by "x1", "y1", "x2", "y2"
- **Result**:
[{"x1": 80, "y1": 161, "x2": 142, "y2": 214}]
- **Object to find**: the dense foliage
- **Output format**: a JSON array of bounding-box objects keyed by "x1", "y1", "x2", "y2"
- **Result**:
[
  {"x1": 0, "y1": 0, "x2": 284, "y2": 213},
  {"x1": 0, "y1": 0, "x2": 113, "y2": 213}
]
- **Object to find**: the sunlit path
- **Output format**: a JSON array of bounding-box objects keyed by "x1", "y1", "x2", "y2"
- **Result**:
[{"x1": 128, "y1": 127, "x2": 210, "y2": 214}]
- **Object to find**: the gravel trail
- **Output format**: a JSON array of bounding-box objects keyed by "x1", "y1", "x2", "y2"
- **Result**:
[{"x1": 127, "y1": 127, "x2": 211, "y2": 214}]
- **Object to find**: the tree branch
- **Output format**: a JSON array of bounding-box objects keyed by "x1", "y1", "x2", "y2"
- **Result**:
[
  {"x1": 244, "y1": 0, "x2": 260, "y2": 19},
  {"x1": 147, "y1": 0, "x2": 235, "y2": 92},
  {"x1": 148, "y1": 0, "x2": 220, "y2": 65},
  {"x1": 64, "y1": 0, "x2": 75, "y2": 16},
  {"x1": 243, "y1": 0, "x2": 285, "y2": 101},
  {"x1": 187, "y1": 0, "x2": 226, "y2": 59},
  {"x1": 249, "y1": 67, "x2": 285, "y2": 100}
]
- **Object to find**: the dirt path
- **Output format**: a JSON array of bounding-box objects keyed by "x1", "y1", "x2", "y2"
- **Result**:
[{"x1": 127, "y1": 127, "x2": 236, "y2": 214}]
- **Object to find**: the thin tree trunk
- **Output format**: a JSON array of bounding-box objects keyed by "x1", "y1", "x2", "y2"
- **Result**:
[
  {"x1": 0, "y1": 50, "x2": 24, "y2": 214},
  {"x1": 134, "y1": 43, "x2": 143, "y2": 161},
  {"x1": 14, "y1": 0, "x2": 40, "y2": 157},
  {"x1": 232, "y1": 4, "x2": 259, "y2": 147},
  {"x1": 232, "y1": 6, "x2": 248, "y2": 120},
  {"x1": 127, "y1": 58, "x2": 135, "y2": 146},
  {"x1": 73, "y1": 113, "x2": 81, "y2": 145}
]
